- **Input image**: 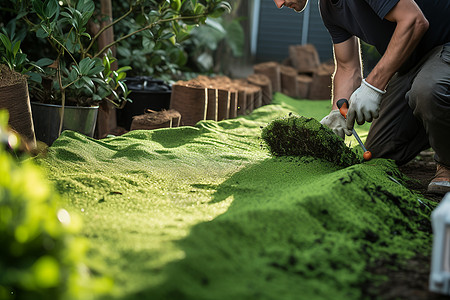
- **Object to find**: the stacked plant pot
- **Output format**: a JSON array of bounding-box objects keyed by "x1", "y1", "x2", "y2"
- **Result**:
[
  {"x1": 170, "y1": 75, "x2": 267, "y2": 126},
  {"x1": 130, "y1": 109, "x2": 181, "y2": 130},
  {"x1": 253, "y1": 44, "x2": 335, "y2": 100},
  {"x1": 117, "y1": 77, "x2": 172, "y2": 131}
]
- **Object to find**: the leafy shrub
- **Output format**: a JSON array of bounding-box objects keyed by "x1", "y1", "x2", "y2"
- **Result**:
[
  {"x1": 183, "y1": 17, "x2": 244, "y2": 74},
  {"x1": 0, "y1": 110, "x2": 110, "y2": 300},
  {"x1": 110, "y1": 1, "x2": 242, "y2": 79}
]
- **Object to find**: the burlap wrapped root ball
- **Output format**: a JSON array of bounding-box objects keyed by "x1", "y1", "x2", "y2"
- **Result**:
[{"x1": 130, "y1": 109, "x2": 181, "y2": 130}]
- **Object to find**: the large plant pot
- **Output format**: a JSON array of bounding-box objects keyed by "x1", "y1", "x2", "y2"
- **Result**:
[
  {"x1": 30, "y1": 102, "x2": 99, "y2": 146},
  {"x1": 117, "y1": 77, "x2": 171, "y2": 130}
]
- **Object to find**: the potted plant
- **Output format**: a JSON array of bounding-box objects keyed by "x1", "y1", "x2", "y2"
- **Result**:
[
  {"x1": 12, "y1": 0, "x2": 132, "y2": 145},
  {"x1": 28, "y1": 49, "x2": 131, "y2": 145},
  {"x1": 111, "y1": 1, "x2": 244, "y2": 130},
  {"x1": 3, "y1": 0, "x2": 232, "y2": 144}
]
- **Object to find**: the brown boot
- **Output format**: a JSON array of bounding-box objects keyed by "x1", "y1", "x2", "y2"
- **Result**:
[{"x1": 428, "y1": 164, "x2": 450, "y2": 195}]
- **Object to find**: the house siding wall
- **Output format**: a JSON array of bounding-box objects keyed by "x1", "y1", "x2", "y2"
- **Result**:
[{"x1": 256, "y1": 0, "x2": 333, "y2": 63}]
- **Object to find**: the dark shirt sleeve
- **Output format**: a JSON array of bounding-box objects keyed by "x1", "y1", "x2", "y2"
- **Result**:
[
  {"x1": 319, "y1": 0, "x2": 353, "y2": 44},
  {"x1": 364, "y1": 0, "x2": 400, "y2": 19},
  {"x1": 324, "y1": 22, "x2": 353, "y2": 44}
]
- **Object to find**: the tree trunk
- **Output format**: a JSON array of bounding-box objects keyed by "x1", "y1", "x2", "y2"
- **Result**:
[{"x1": 96, "y1": 0, "x2": 118, "y2": 138}]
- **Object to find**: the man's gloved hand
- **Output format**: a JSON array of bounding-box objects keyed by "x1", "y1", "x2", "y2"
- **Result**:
[
  {"x1": 347, "y1": 79, "x2": 386, "y2": 130},
  {"x1": 320, "y1": 110, "x2": 352, "y2": 140}
]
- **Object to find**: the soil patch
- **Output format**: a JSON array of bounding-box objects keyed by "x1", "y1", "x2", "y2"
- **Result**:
[
  {"x1": 0, "y1": 64, "x2": 26, "y2": 88},
  {"x1": 362, "y1": 150, "x2": 446, "y2": 300},
  {"x1": 367, "y1": 253, "x2": 448, "y2": 300},
  {"x1": 399, "y1": 150, "x2": 442, "y2": 204}
]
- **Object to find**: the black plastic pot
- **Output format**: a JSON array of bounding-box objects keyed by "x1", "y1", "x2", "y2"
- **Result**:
[{"x1": 117, "y1": 77, "x2": 172, "y2": 130}]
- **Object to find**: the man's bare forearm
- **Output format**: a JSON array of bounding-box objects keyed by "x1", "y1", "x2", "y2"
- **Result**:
[{"x1": 332, "y1": 65, "x2": 362, "y2": 110}]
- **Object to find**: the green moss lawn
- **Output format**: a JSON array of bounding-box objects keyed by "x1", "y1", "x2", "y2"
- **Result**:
[{"x1": 36, "y1": 93, "x2": 434, "y2": 300}]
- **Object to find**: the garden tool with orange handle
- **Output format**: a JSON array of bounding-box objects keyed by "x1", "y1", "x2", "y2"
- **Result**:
[{"x1": 336, "y1": 98, "x2": 372, "y2": 161}]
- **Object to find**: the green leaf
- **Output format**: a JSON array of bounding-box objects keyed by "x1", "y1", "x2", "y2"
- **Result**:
[
  {"x1": 81, "y1": 32, "x2": 91, "y2": 40},
  {"x1": 70, "y1": 68, "x2": 79, "y2": 79},
  {"x1": 81, "y1": 76, "x2": 94, "y2": 89},
  {"x1": 69, "y1": 16, "x2": 79, "y2": 30},
  {"x1": 176, "y1": 30, "x2": 190, "y2": 43},
  {"x1": 116, "y1": 46, "x2": 131, "y2": 58},
  {"x1": 191, "y1": 24, "x2": 224, "y2": 50},
  {"x1": 77, "y1": 0, "x2": 95, "y2": 14},
  {"x1": 102, "y1": 55, "x2": 111, "y2": 76},
  {"x1": 172, "y1": 20, "x2": 181, "y2": 34},
  {"x1": 15, "y1": 28, "x2": 27, "y2": 44},
  {"x1": 35, "y1": 58, "x2": 55, "y2": 67},
  {"x1": 81, "y1": 11, "x2": 94, "y2": 26},
  {"x1": 116, "y1": 66, "x2": 132, "y2": 73},
  {"x1": 32, "y1": 0, "x2": 45, "y2": 19},
  {"x1": 117, "y1": 81, "x2": 127, "y2": 93},
  {"x1": 225, "y1": 20, "x2": 244, "y2": 57},
  {"x1": 27, "y1": 72, "x2": 43, "y2": 83},
  {"x1": 12, "y1": 41, "x2": 21, "y2": 56},
  {"x1": 110, "y1": 89, "x2": 119, "y2": 100},
  {"x1": 0, "y1": 33, "x2": 12, "y2": 50},
  {"x1": 88, "y1": 65, "x2": 105, "y2": 76},
  {"x1": 135, "y1": 14, "x2": 147, "y2": 26},
  {"x1": 205, "y1": 18, "x2": 226, "y2": 34},
  {"x1": 78, "y1": 57, "x2": 94, "y2": 75},
  {"x1": 180, "y1": 0, "x2": 195, "y2": 15},
  {"x1": 74, "y1": 78, "x2": 84, "y2": 89},
  {"x1": 45, "y1": 0, "x2": 59, "y2": 19},
  {"x1": 196, "y1": 52, "x2": 213, "y2": 71},
  {"x1": 27, "y1": 62, "x2": 44, "y2": 73},
  {"x1": 159, "y1": 32, "x2": 175, "y2": 41},
  {"x1": 5, "y1": 21, "x2": 16, "y2": 40},
  {"x1": 194, "y1": 3, "x2": 206, "y2": 15},
  {"x1": 60, "y1": 11, "x2": 72, "y2": 19},
  {"x1": 149, "y1": 55, "x2": 162, "y2": 66},
  {"x1": 36, "y1": 25, "x2": 50, "y2": 38},
  {"x1": 209, "y1": 1, "x2": 232, "y2": 18},
  {"x1": 96, "y1": 86, "x2": 110, "y2": 99},
  {"x1": 65, "y1": 36, "x2": 75, "y2": 53},
  {"x1": 16, "y1": 11, "x2": 28, "y2": 19},
  {"x1": 116, "y1": 72, "x2": 126, "y2": 82},
  {"x1": 80, "y1": 84, "x2": 93, "y2": 95},
  {"x1": 15, "y1": 53, "x2": 26, "y2": 66},
  {"x1": 142, "y1": 37, "x2": 155, "y2": 50}
]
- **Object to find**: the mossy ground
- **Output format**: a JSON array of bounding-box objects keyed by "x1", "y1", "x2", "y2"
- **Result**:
[
  {"x1": 36, "y1": 93, "x2": 435, "y2": 300},
  {"x1": 261, "y1": 115, "x2": 361, "y2": 166}
]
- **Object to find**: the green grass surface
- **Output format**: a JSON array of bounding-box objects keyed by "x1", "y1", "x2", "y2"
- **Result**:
[{"x1": 36, "y1": 93, "x2": 433, "y2": 299}]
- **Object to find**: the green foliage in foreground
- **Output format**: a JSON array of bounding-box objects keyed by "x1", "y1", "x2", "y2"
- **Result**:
[{"x1": 0, "y1": 110, "x2": 111, "y2": 300}]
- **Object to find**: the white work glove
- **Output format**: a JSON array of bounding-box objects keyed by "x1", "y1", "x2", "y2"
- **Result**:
[
  {"x1": 347, "y1": 79, "x2": 386, "y2": 130},
  {"x1": 320, "y1": 110, "x2": 352, "y2": 140}
]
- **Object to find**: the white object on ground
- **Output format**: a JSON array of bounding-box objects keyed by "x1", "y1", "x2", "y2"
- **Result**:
[{"x1": 430, "y1": 192, "x2": 450, "y2": 294}]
